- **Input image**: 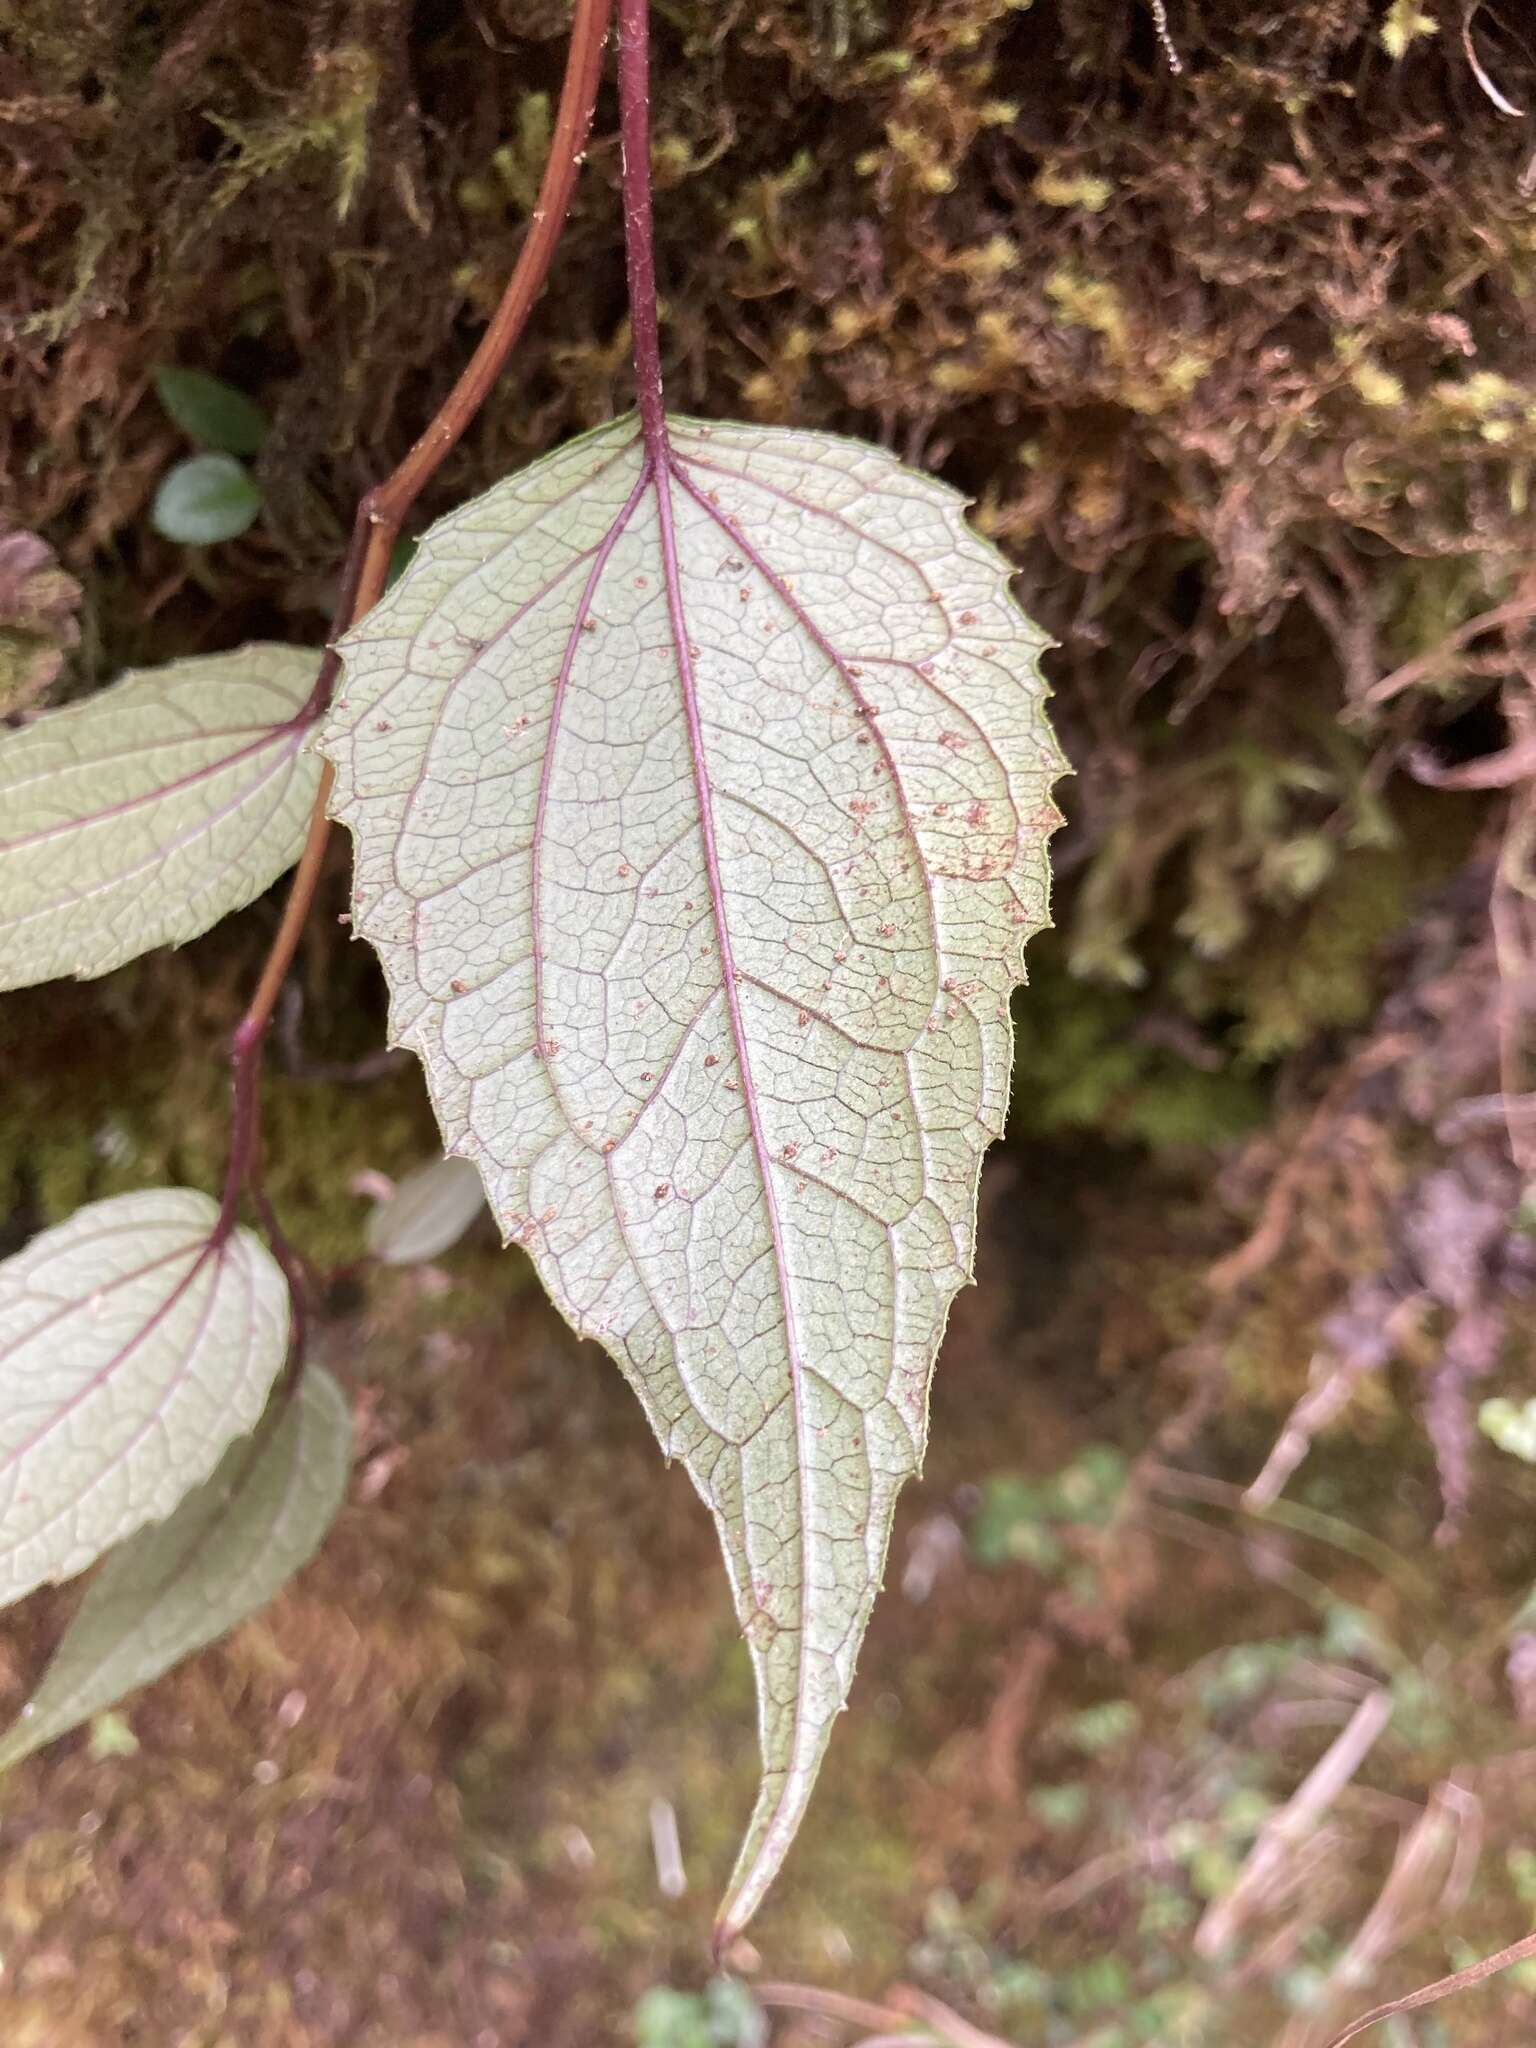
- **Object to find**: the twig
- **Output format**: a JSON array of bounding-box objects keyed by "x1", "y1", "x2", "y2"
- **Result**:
[
  {"x1": 1491, "y1": 782, "x2": 1536, "y2": 1176},
  {"x1": 1461, "y1": 2, "x2": 1526, "y2": 117},
  {"x1": 1357, "y1": 588, "x2": 1536, "y2": 710},
  {"x1": 754, "y1": 1980, "x2": 1012, "y2": 2047},
  {"x1": 1037, "y1": 1837, "x2": 1164, "y2": 1919},
  {"x1": 1244, "y1": 1288, "x2": 1423, "y2": 1512},
  {"x1": 1407, "y1": 730, "x2": 1536, "y2": 791},
  {"x1": 981, "y1": 1630, "x2": 1058, "y2": 1800},
  {"x1": 755, "y1": 1983, "x2": 917, "y2": 2032},
  {"x1": 1317, "y1": 1927, "x2": 1536, "y2": 2048},
  {"x1": 212, "y1": 0, "x2": 614, "y2": 1272},
  {"x1": 1148, "y1": 1463, "x2": 1434, "y2": 1607},
  {"x1": 1281, "y1": 1780, "x2": 1475, "y2": 2048},
  {"x1": 1195, "y1": 1688, "x2": 1394, "y2": 1960},
  {"x1": 888, "y1": 1985, "x2": 1017, "y2": 2048},
  {"x1": 1206, "y1": 1037, "x2": 1412, "y2": 1293}
]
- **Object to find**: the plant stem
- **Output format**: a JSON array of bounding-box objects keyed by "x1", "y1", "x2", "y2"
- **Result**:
[
  {"x1": 617, "y1": 0, "x2": 667, "y2": 456},
  {"x1": 215, "y1": 0, "x2": 614, "y2": 1244}
]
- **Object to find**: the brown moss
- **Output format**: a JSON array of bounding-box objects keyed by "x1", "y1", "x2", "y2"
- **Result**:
[{"x1": 5, "y1": 0, "x2": 1528, "y2": 1087}]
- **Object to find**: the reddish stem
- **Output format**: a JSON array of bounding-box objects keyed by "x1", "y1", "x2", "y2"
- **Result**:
[
  {"x1": 213, "y1": 0, "x2": 614, "y2": 1254},
  {"x1": 617, "y1": 0, "x2": 667, "y2": 457}
]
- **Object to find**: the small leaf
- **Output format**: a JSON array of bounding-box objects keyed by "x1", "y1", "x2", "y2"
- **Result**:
[
  {"x1": 0, "y1": 1368, "x2": 349, "y2": 1769},
  {"x1": 636, "y1": 1988, "x2": 714, "y2": 2048},
  {"x1": 0, "y1": 1189, "x2": 290, "y2": 1607},
  {"x1": 0, "y1": 642, "x2": 321, "y2": 989},
  {"x1": 636, "y1": 1979, "x2": 765, "y2": 2048},
  {"x1": 87, "y1": 1711, "x2": 139, "y2": 1759},
  {"x1": 153, "y1": 367, "x2": 270, "y2": 456},
  {"x1": 365, "y1": 1155, "x2": 487, "y2": 1265},
  {"x1": 320, "y1": 413, "x2": 1065, "y2": 1938},
  {"x1": 152, "y1": 453, "x2": 262, "y2": 544}
]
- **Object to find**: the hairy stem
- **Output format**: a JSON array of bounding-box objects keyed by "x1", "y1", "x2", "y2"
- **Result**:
[
  {"x1": 215, "y1": 0, "x2": 615, "y2": 1246},
  {"x1": 617, "y1": 0, "x2": 667, "y2": 456}
]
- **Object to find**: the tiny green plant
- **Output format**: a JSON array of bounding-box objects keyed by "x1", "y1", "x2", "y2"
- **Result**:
[
  {"x1": 0, "y1": 0, "x2": 1063, "y2": 1946},
  {"x1": 151, "y1": 365, "x2": 271, "y2": 544}
]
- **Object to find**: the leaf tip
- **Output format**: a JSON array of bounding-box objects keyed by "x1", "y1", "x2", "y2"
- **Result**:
[
  {"x1": 709, "y1": 1911, "x2": 743, "y2": 1972},
  {"x1": 711, "y1": 1753, "x2": 820, "y2": 1948}
]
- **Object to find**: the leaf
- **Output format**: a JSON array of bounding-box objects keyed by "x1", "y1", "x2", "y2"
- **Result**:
[
  {"x1": 365, "y1": 1155, "x2": 487, "y2": 1265},
  {"x1": 151, "y1": 452, "x2": 262, "y2": 543},
  {"x1": 0, "y1": 642, "x2": 321, "y2": 989},
  {"x1": 319, "y1": 413, "x2": 1064, "y2": 1935},
  {"x1": 636, "y1": 1980, "x2": 766, "y2": 2048},
  {"x1": 0, "y1": 1368, "x2": 350, "y2": 1769},
  {"x1": 0, "y1": 1189, "x2": 290, "y2": 1607},
  {"x1": 153, "y1": 367, "x2": 270, "y2": 457}
]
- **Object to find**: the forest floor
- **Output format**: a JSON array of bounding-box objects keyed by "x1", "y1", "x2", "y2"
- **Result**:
[{"x1": 2, "y1": 994, "x2": 1535, "y2": 2045}]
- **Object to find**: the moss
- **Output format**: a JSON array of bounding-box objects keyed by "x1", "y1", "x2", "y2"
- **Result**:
[
  {"x1": 207, "y1": 45, "x2": 384, "y2": 223},
  {"x1": 1214, "y1": 844, "x2": 1414, "y2": 1060},
  {"x1": 4, "y1": 0, "x2": 1531, "y2": 652},
  {"x1": 0, "y1": 917, "x2": 442, "y2": 1261},
  {"x1": 1009, "y1": 938, "x2": 1269, "y2": 1149}
]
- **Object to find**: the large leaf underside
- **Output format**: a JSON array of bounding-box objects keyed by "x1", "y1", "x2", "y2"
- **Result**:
[{"x1": 321, "y1": 414, "x2": 1064, "y2": 1934}]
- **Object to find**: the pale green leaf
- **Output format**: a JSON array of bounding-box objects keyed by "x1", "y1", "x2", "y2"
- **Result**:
[
  {"x1": 365, "y1": 1155, "x2": 487, "y2": 1265},
  {"x1": 153, "y1": 366, "x2": 270, "y2": 456},
  {"x1": 0, "y1": 1368, "x2": 349, "y2": 1769},
  {"x1": 152, "y1": 452, "x2": 262, "y2": 544},
  {"x1": 319, "y1": 413, "x2": 1065, "y2": 1936},
  {"x1": 0, "y1": 643, "x2": 322, "y2": 989},
  {"x1": 0, "y1": 1189, "x2": 290, "y2": 1606}
]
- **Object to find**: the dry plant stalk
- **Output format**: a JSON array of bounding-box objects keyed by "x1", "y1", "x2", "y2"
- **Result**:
[
  {"x1": 1280, "y1": 1780, "x2": 1479, "y2": 2048},
  {"x1": 1195, "y1": 1688, "x2": 1393, "y2": 1961},
  {"x1": 1318, "y1": 1925, "x2": 1536, "y2": 2048}
]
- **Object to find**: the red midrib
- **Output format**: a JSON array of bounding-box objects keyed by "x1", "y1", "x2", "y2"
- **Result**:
[
  {"x1": 1, "y1": 721, "x2": 303, "y2": 856},
  {"x1": 645, "y1": 441, "x2": 818, "y2": 1787}
]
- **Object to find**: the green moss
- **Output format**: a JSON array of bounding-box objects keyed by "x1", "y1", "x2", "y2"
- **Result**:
[
  {"x1": 209, "y1": 45, "x2": 383, "y2": 223},
  {"x1": 0, "y1": 920, "x2": 441, "y2": 1262},
  {"x1": 1214, "y1": 847, "x2": 1411, "y2": 1060},
  {"x1": 1010, "y1": 938, "x2": 1268, "y2": 1151}
]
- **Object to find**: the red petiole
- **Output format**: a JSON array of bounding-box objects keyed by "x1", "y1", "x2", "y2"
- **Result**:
[{"x1": 211, "y1": 0, "x2": 616, "y2": 1290}]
